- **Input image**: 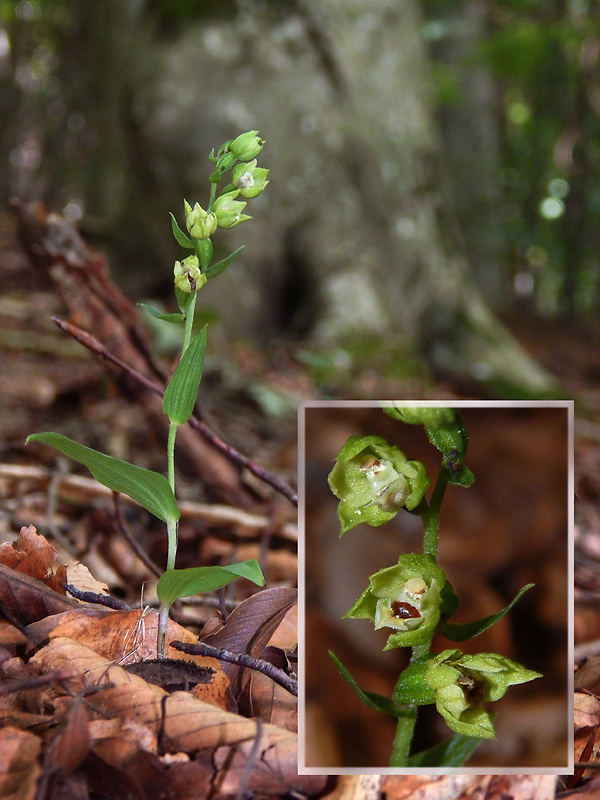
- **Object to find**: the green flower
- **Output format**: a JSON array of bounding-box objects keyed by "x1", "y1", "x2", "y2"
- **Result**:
[
  {"x1": 213, "y1": 190, "x2": 252, "y2": 228},
  {"x1": 424, "y1": 649, "x2": 542, "y2": 739},
  {"x1": 174, "y1": 255, "x2": 207, "y2": 294},
  {"x1": 184, "y1": 200, "x2": 217, "y2": 240},
  {"x1": 228, "y1": 130, "x2": 265, "y2": 161},
  {"x1": 344, "y1": 554, "x2": 446, "y2": 649},
  {"x1": 384, "y1": 405, "x2": 456, "y2": 429},
  {"x1": 328, "y1": 435, "x2": 430, "y2": 535},
  {"x1": 232, "y1": 159, "x2": 269, "y2": 198}
]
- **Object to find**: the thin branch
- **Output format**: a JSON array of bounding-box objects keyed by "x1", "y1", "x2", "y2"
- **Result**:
[
  {"x1": 0, "y1": 671, "x2": 74, "y2": 696},
  {"x1": 52, "y1": 317, "x2": 298, "y2": 506},
  {"x1": 63, "y1": 583, "x2": 131, "y2": 610},
  {"x1": 171, "y1": 640, "x2": 298, "y2": 696},
  {"x1": 236, "y1": 718, "x2": 263, "y2": 800}
]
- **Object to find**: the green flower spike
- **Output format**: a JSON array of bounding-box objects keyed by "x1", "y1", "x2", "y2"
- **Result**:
[
  {"x1": 424, "y1": 649, "x2": 542, "y2": 739},
  {"x1": 174, "y1": 255, "x2": 207, "y2": 294},
  {"x1": 184, "y1": 199, "x2": 217, "y2": 240},
  {"x1": 328, "y1": 435, "x2": 430, "y2": 535},
  {"x1": 232, "y1": 159, "x2": 269, "y2": 198},
  {"x1": 344, "y1": 554, "x2": 446, "y2": 649},
  {"x1": 213, "y1": 190, "x2": 252, "y2": 228}
]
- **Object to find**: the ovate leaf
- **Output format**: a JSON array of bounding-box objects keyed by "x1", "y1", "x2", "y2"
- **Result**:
[
  {"x1": 329, "y1": 651, "x2": 408, "y2": 718},
  {"x1": 407, "y1": 732, "x2": 482, "y2": 767},
  {"x1": 163, "y1": 326, "x2": 207, "y2": 425},
  {"x1": 26, "y1": 432, "x2": 179, "y2": 523},
  {"x1": 438, "y1": 584, "x2": 534, "y2": 641},
  {"x1": 204, "y1": 245, "x2": 244, "y2": 279},
  {"x1": 157, "y1": 560, "x2": 265, "y2": 605},
  {"x1": 138, "y1": 303, "x2": 185, "y2": 324}
]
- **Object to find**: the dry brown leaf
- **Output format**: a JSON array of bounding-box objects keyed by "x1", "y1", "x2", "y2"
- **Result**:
[
  {"x1": 59, "y1": 561, "x2": 110, "y2": 596},
  {"x1": 202, "y1": 586, "x2": 297, "y2": 698},
  {"x1": 0, "y1": 525, "x2": 58, "y2": 579},
  {"x1": 31, "y1": 637, "x2": 325, "y2": 797},
  {"x1": 575, "y1": 657, "x2": 600, "y2": 694},
  {"x1": 322, "y1": 774, "x2": 383, "y2": 800},
  {"x1": 575, "y1": 691, "x2": 600, "y2": 729},
  {"x1": 268, "y1": 604, "x2": 297, "y2": 650},
  {"x1": 45, "y1": 697, "x2": 90, "y2": 774},
  {"x1": 248, "y1": 669, "x2": 297, "y2": 731},
  {"x1": 379, "y1": 774, "x2": 557, "y2": 800},
  {"x1": 0, "y1": 563, "x2": 79, "y2": 626},
  {"x1": 379, "y1": 776, "x2": 476, "y2": 800},
  {"x1": 48, "y1": 607, "x2": 231, "y2": 708},
  {"x1": 0, "y1": 726, "x2": 42, "y2": 800}
]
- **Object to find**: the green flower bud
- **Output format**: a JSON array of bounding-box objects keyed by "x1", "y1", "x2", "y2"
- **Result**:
[
  {"x1": 328, "y1": 435, "x2": 430, "y2": 535},
  {"x1": 228, "y1": 130, "x2": 265, "y2": 161},
  {"x1": 344, "y1": 554, "x2": 446, "y2": 649},
  {"x1": 213, "y1": 190, "x2": 252, "y2": 229},
  {"x1": 232, "y1": 159, "x2": 269, "y2": 198},
  {"x1": 384, "y1": 405, "x2": 456, "y2": 429},
  {"x1": 174, "y1": 255, "x2": 207, "y2": 294},
  {"x1": 424, "y1": 649, "x2": 542, "y2": 739},
  {"x1": 184, "y1": 200, "x2": 217, "y2": 240}
]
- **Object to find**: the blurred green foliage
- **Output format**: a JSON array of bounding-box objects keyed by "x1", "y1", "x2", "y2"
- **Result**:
[{"x1": 424, "y1": 0, "x2": 600, "y2": 316}]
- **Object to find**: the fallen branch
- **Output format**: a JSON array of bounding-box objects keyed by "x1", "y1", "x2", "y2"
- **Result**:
[{"x1": 171, "y1": 640, "x2": 298, "y2": 696}]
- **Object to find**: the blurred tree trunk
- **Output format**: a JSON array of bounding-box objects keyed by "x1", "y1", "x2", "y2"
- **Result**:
[
  {"x1": 428, "y1": 1, "x2": 506, "y2": 307},
  {"x1": 9, "y1": 0, "x2": 557, "y2": 395}
]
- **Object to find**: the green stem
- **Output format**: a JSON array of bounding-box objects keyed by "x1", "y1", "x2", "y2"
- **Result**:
[
  {"x1": 182, "y1": 291, "x2": 197, "y2": 353},
  {"x1": 208, "y1": 182, "x2": 218, "y2": 212},
  {"x1": 422, "y1": 467, "x2": 449, "y2": 559},
  {"x1": 167, "y1": 420, "x2": 178, "y2": 494},
  {"x1": 166, "y1": 517, "x2": 178, "y2": 572},
  {"x1": 157, "y1": 601, "x2": 171, "y2": 660},
  {"x1": 391, "y1": 705, "x2": 418, "y2": 767}
]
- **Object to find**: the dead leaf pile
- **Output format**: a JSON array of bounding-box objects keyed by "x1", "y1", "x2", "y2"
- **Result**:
[{"x1": 0, "y1": 525, "x2": 321, "y2": 799}]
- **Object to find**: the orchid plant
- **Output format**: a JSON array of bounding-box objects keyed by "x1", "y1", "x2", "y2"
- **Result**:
[
  {"x1": 328, "y1": 406, "x2": 541, "y2": 768},
  {"x1": 27, "y1": 131, "x2": 270, "y2": 659}
]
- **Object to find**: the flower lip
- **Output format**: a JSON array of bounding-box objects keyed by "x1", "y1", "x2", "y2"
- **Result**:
[{"x1": 391, "y1": 601, "x2": 421, "y2": 620}]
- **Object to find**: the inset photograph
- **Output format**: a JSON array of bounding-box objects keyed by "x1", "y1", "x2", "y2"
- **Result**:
[{"x1": 299, "y1": 401, "x2": 572, "y2": 774}]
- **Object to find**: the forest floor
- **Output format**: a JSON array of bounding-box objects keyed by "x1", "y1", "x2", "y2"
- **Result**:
[{"x1": 0, "y1": 205, "x2": 596, "y2": 798}]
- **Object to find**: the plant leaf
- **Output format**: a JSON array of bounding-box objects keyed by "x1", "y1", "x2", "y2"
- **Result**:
[
  {"x1": 329, "y1": 651, "x2": 409, "y2": 718},
  {"x1": 407, "y1": 732, "x2": 482, "y2": 767},
  {"x1": 170, "y1": 212, "x2": 193, "y2": 248},
  {"x1": 138, "y1": 303, "x2": 185, "y2": 324},
  {"x1": 437, "y1": 583, "x2": 535, "y2": 641},
  {"x1": 157, "y1": 560, "x2": 265, "y2": 605},
  {"x1": 163, "y1": 326, "x2": 207, "y2": 425},
  {"x1": 204, "y1": 245, "x2": 244, "y2": 279},
  {"x1": 174, "y1": 288, "x2": 195, "y2": 315},
  {"x1": 26, "y1": 433, "x2": 179, "y2": 523}
]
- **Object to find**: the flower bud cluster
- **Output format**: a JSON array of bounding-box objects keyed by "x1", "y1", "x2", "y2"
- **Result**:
[{"x1": 172, "y1": 131, "x2": 269, "y2": 293}]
